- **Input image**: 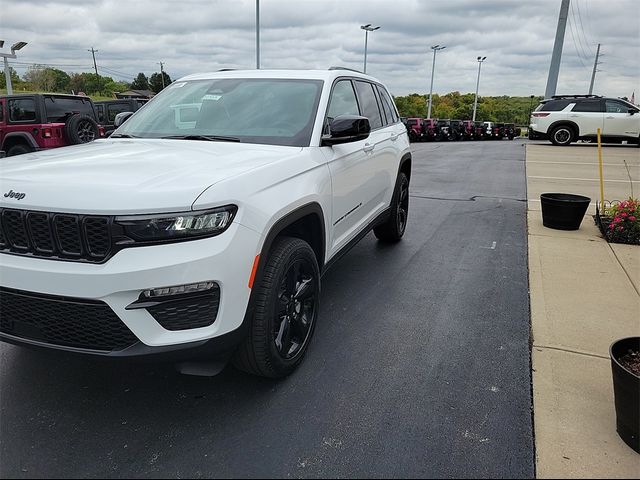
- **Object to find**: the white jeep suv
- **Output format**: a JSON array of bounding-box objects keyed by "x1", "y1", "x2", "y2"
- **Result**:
[
  {"x1": 0, "y1": 69, "x2": 411, "y2": 377},
  {"x1": 529, "y1": 95, "x2": 640, "y2": 146}
]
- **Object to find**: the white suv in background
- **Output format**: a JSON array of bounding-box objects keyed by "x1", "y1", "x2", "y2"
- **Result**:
[
  {"x1": 529, "y1": 94, "x2": 640, "y2": 146},
  {"x1": 0, "y1": 68, "x2": 411, "y2": 378}
]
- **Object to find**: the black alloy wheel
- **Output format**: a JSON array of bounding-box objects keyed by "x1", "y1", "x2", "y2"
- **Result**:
[
  {"x1": 77, "y1": 119, "x2": 97, "y2": 143},
  {"x1": 274, "y1": 258, "x2": 317, "y2": 359},
  {"x1": 374, "y1": 171, "x2": 409, "y2": 242},
  {"x1": 233, "y1": 237, "x2": 320, "y2": 378}
]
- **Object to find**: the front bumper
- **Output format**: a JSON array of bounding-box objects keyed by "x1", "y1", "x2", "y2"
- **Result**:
[{"x1": 0, "y1": 222, "x2": 261, "y2": 355}]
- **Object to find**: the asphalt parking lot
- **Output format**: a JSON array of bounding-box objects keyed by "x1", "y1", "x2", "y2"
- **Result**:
[{"x1": 0, "y1": 139, "x2": 535, "y2": 478}]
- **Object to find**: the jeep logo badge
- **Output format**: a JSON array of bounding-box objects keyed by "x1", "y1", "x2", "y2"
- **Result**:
[{"x1": 3, "y1": 190, "x2": 26, "y2": 200}]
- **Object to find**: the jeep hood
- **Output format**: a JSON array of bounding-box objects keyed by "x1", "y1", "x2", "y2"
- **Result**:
[{"x1": 0, "y1": 139, "x2": 301, "y2": 214}]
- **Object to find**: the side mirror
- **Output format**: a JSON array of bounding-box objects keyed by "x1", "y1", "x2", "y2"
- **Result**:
[
  {"x1": 321, "y1": 115, "x2": 371, "y2": 146},
  {"x1": 114, "y1": 111, "x2": 134, "y2": 128}
]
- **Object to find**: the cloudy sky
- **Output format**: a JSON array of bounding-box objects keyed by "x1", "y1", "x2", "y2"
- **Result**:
[{"x1": 3, "y1": 0, "x2": 639, "y2": 98}]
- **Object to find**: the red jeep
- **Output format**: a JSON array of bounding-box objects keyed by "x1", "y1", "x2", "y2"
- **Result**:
[
  {"x1": 0, "y1": 94, "x2": 104, "y2": 156},
  {"x1": 461, "y1": 120, "x2": 475, "y2": 140}
]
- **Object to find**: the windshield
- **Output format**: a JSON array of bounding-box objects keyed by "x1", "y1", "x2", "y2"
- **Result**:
[{"x1": 115, "y1": 78, "x2": 324, "y2": 147}]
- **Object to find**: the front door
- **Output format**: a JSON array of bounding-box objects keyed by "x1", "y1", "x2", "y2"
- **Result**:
[{"x1": 603, "y1": 99, "x2": 640, "y2": 138}]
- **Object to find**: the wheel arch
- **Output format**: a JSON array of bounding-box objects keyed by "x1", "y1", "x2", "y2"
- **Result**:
[
  {"x1": 549, "y1": 120, "x2": 580, "y2": 137},
  {"x1": 2, "y1": 132, "x2": 38, "y2": 151}
]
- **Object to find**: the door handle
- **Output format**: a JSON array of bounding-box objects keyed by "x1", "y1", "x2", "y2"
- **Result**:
[
  {"x1": 363, "y1": 143, "x2": 375, "y2": 152},
  {"x1": 390, "y1": 133, "x2": 399, "y2": 141}
]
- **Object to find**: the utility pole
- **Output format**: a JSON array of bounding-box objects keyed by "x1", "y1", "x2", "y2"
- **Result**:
[
  {"x1": 256, "y1": 0, "x2": 260, "y2": 69},
  {"x1": 588, "y1": 43, "x2": 601, "y2": 95},
  {"x1": 544, "y1": 0, "x2": 570, "y2": 99},
  {"x1": 88, "y1": 47, "x2": 100, "y2": 94},
  {"x1": 158, "y1": 61, "x2": 166, "y2": 89}
]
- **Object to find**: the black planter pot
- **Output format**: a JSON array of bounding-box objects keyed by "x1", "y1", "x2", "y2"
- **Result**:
[
  {"x1": 540, "y1": 193, "x2": 591, "y2": 230},
  {"x1": 610, "y1": 337, "x2": 640, "y2": 453}
]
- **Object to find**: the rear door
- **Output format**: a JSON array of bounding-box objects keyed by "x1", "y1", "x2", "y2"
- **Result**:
[
  {"x1": 569, "y1": 99, "x2": 603, "y2": 136},
  {"x1": 602, "y1": 99, "x2": 640, "y2": 138}
]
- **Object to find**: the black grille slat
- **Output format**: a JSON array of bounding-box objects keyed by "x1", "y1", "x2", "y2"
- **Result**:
[
  {"x1": 147, "y1": 289, "x2": 221, "y2": 331},
  {"x1": 54, "y1": 215, "x2": 83, "y2": 256},
  {"x1": 27, "y1": 212, "x2": 55, "y2": 253},
  {"x1": 0, "y1": 208, "x2": 112, "y2": 263},
  {"x1": 2, "y1": 210, "x2": 30, "y2": 250},
  {"x1": 84, "y1": 217, "x2": 111, "y2": 257},
  {"x1": 0, "y1": 287, "x2": 138, "y2": 351}
]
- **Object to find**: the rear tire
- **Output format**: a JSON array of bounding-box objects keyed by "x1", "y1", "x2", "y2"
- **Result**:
[
  {"x1": 374, "y1": 171, "x2": 409, "y2": 242},
  {"x1": 550, "y1": 125, "x2": 574, "y2": 146},
  {"x1": 6, "y1": 144, "x2": 33, "y2": 156},
  {"x1": 233, "y1": 237, "x2": 320, "y2": 378}
]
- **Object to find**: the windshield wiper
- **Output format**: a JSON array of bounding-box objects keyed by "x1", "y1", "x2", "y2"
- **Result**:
[{"x1": 161, "y1": 134, "x2": 241, "y2": 143}]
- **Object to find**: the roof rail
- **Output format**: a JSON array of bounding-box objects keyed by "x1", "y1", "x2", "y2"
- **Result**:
[
  {"x1": 329, "y1": 66, "x2": 363, "y2": 73},
  {"x1": 551, "y1": 94, "x2": 602, "y2": 99},
  {"x1": 218, "y1": 68, "x2": 236, "y2": 72}
]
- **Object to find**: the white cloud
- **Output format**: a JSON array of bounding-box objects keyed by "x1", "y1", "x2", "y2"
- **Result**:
[{"x1": 2, "y1": 0, "x2": 639, "y2": 98}]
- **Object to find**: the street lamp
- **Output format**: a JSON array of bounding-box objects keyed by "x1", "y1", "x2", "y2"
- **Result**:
[
  {"x1": 361, "y1": 24, "x2": 380, "y2": 74},
  {"x1": 0, "y1": 40, "x2": 28, "y2": 95},
  {"x1": 472, "y1": 56, "x2": 487, "y2": 121},
  {"x1": 427, "y1": 44, "x2": 445, "y2": 119}
]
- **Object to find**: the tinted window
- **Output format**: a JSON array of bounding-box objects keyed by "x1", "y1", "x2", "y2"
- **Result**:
[
  {"x1": 540, "y1": 99, "x2": 573, "y2": 111},
  {"x1": 327, "y1": 80, "x2": 359, "y2": 120},
  {"x1": 572, "y1": 100, "x2": 602, "y2": 112},
  {"x1": 605, "y1": 100, "x2": 630, "y2": 113},
  {"x1": 95, "y1": 104, "x2": 105, "y2": 123},
  {"x1": 9, "y1": 98, "x2": 36, "y2": 122},
  {"x1": 407, "y1": 119, "x2": 418, "y2": 126},
  {"x1": 376, "y1": 85, "x2": 397, "y2": 124},
  {"x1": 354, "y1": 81, "x2": 383, "y2": 129},
  {"x1": 0, "y1": 102, "x2": 3, "y2": 122},
  {"x1": 108, "y1": 103, "x2": 132, "y2": 122},
  {"x1": 44, "y1": 96, "x2": 95, "y2": 122}
]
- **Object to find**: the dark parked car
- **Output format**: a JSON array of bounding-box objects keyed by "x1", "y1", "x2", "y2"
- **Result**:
[
  {"x1": 449, "y1": 120, "x2": 464, "y2": 141},
  {"x1": 94, "y1": 98, "x2": 148, "y2": 136},
  {"x1": 436, "y1": 119, "x2": 452, "y2": 140},
  {"x1": 503, "y1": 123, "x2": 516, "y2": 140},
  {"x1": 492, "y1": 122, "x2": 505, "y2": 140},
  {"x1": 0, "y1": 93, "x2": 104, "y2": 156},
  {"x1": 474, "y1": 121, "x2": 486, "y2": 139},
  {"x1": 461, "y1": 120, "x2": 476, "y2": 140}
]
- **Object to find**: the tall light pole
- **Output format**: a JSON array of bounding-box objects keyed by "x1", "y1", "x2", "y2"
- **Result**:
[
  {"x1": 472, "y1": 56, "x2": 487, "y2": 121},
  {"x1": 1, "y1": 41, "x2": 28, "y2": 95},
  {"x1": 427, "y1": 44, "x2": 445, "y2": 119},
  {"x1": 256, "y1": 0, "x2": 260, "y2": 69},
  {"x1": 361, "y1": 24, "x2": 380, "y2": 74}
]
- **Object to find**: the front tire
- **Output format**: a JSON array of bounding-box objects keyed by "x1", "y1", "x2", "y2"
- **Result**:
[
  {"x1": 374, "y1": 171, "x2": 409, "y2": 242},
  {"x1": 233, "y1": 237, "x2": 320, "y2": 378},
  {"x1": 550, "y1": 125, "x2": 574, "y2": 146}
]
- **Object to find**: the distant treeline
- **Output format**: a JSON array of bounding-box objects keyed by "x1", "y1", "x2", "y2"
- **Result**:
[{"x1": 394, "y1": 92, "x2": 543, "y2": 124}]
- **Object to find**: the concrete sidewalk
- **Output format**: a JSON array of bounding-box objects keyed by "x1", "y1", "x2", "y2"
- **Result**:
[{"x1": 526, "y1": 143, "x2": 640, "y2": 478}]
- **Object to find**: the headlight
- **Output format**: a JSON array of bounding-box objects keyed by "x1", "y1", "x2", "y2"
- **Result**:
[{"x1": 115, "y1": 205, "x2": 237, "y2": 242}]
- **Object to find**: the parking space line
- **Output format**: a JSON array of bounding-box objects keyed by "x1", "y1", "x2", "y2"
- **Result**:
[
  {"x1": 527, "y1": 161, "x2": 635, "y2": 167},
  {"x1": 528, "y1": 176, "x2": 639, "y2": 183}
]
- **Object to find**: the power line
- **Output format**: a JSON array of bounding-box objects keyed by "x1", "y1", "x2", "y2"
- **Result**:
[
  {"x1": 566, "y1": 11, "x2": 590, "y2": 71},
  {"x1": 569, "y1": 2, "x2": 591, "y2": 63},
  {"x1": 574, "y1": 0, "x2": 594, "y2": 56}
]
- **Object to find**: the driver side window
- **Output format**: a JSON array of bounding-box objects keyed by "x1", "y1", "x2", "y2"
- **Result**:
[
  {"x1": 605, "y1": 100, "x2": 629, "y2": 114},
  {"x1": 327, "y1": 80, "x2": 359, "y2": 122}
]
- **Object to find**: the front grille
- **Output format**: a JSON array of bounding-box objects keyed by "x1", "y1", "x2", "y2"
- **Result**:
[
  {"x1": 147, "y1": 288, "x2": 220, "y2": 331},
  {"x1": 0, "y1": 287, "x2": 138, "y2": 351},
  {"x1": 0, "y1": 208, "x2": 113, "y2": 263}
]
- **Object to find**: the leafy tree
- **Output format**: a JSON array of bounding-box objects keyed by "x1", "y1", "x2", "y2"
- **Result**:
[
  {"x1": 24, "y1": 65, "x2": 57, "y2": 92},
  {"x1": 0, "y1": 67, "x2": 21, "y2": 89},
  {"x1": 149, "y1": 71, "x2": 172, "y2": 93},
  {"x1": 130, "y1": 72, "x2": 149, "y2": 90}
]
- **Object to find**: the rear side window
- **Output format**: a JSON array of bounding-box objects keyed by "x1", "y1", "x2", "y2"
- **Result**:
[
  {"x1": 327, "y1": 80, "x2": 360, "y2": 120},
  {"x1": 9, "y1": 98, "x2": 36, "y2": 122},
  {"x1": 354, "y1": 81, "x2": 383, "y2": 129},
  {"x1": 572, "y1": 100, "x2": 603, "y2": 112},
  {"x1": 95, "y1": 104, "x2": 105, "y2": 123},
  {"x1": 539, "y1": 99, "x2": 573, "y2": 111},
  {"x1": 108, "y1": 103, "x2": 132, "y2": 122},
  {"x1": 44, "y1": 97, "x2": 95, "y2": 122},
  {"x1": 376, "y1": 85, "x2": 398, "y2": 124}
]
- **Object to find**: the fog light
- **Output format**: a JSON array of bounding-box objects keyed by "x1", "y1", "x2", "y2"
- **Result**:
[{"x1": 142, "y1": 281, "x2": 216, "y2": 298}]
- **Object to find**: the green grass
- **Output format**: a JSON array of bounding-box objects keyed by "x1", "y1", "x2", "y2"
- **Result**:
[{"x1": 0, "y1": 88, "x2": 116, "y2": 101}]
